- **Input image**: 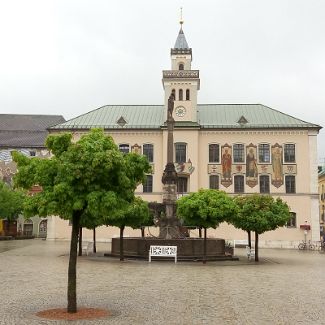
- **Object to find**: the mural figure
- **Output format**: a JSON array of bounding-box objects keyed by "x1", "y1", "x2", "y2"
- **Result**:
[
  {"x1": 222, "y1": 148, "x2": 232, "y2": 180},
  {"x1": 271, "y1": 145, "x2": 283, "y2": 187},
  {"x1": 246, "y1": 148, "x2": 258, "y2": 177}
]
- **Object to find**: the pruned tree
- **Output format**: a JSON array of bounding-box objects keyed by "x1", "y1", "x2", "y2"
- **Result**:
[
  {"x1": 106, "y1": 196, "x2": 150, "y2": 261},
  {"x1": 13, "y1": 129, "x2": 150, "y2": 313},
  {"x1": 233, "y1": 194, "x2": 291, "y2": 261},
  {"x1": 177, "y1": 189, "x2": 237, "y2": 264},
  {"x1": 0, "y1": 180, "x2": 24, "y2": 235}
]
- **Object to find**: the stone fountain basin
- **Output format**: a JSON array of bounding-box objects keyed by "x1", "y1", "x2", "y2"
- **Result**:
[{"x1": 110, "y1": 237, "x2": 236, "y2": 261}]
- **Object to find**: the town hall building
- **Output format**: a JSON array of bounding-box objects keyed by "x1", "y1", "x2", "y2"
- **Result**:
[{"x1": 47, "y1": 23, "x2": 321, "y2": 247}]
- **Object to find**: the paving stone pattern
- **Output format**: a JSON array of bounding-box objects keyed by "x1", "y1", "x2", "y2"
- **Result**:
[{"x1": 0, "y1": 240, "x2": 325, "y2": 324}]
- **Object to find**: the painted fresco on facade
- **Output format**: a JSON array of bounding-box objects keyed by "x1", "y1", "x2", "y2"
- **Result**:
[
  {"x1": 245, "y1": 144, "x2": 258, "y2": 188},
  {"x1": 284, "y1": 164, "x2": 297, "y2": 175},
  {"x1": 271, "y1": 144, "x2": 283, "y2": 188},
  {"x1": 175, "y1": 159, "x2": 195, "y2": 175},
  {"x1": 221, "y1": 144, "x2": 232, "y2": 187},
  {"x1": 131, "y1": 144, "x2": 141, "y2": 154}
]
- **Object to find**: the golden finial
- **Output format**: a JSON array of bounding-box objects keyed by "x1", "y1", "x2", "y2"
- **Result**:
[{"x1": 179, "y1": 7, "x2": 184, "y2": 26}]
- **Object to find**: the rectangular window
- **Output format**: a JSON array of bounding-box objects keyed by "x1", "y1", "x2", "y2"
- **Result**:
[
  {"x1": 209, "y1": 144, "x2": 219, "y2": 163},
  {"x1": 234, "y1": 175, "x2": 244, "y2": 193},
  {"x1": 284, "y1": 144, "x2": 295, "y2": 163},
  {"x1": 258, "y1": 144, "x2": 270, "y2": 163},
  {"x1": 259, "y1": 175, "x2": 270, "y2": 193},
  {"x1": 143, "y1": 175, "x2": 153, "y2": 193},
  {"x1": 285, "y1": 175, "x2": 296, "y2": 193},
  {"x1": 175, "y1": 143, "x2": 186, "y2": 163},
  {"x1": 143, "y1": 144, "x2": 154, "y2": 163},
  {"x1": 286, "y1": 212, "x2": 296, "y2": 228},
  {"x1": 119, "y1": 144, "x2": 129, "y2": 154},
  {"x1": 233, "y1": 144, "x2": 245, "y2": 163},
  {"x1": 177, "y1": 177, "x2": 188, "y2": 193},
  {"x1": 209, "y1": 175, "x2": 219, "y2": 190}
]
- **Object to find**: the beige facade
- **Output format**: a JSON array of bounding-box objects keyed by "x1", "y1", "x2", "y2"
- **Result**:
[{"x1": 47, "y1": 26, "x2": 321, "y2": 248}]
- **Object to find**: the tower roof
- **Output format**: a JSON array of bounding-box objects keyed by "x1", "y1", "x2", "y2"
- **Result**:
[{"x1": 174, "y1": 28, "x2": 189, "y2": 49}]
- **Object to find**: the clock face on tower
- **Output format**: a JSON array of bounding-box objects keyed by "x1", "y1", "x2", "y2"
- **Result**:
[{"x1": 175, "y1": 106, "x2": 186, "y2": 117}]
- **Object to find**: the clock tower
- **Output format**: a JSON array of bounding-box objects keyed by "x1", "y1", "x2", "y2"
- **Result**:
[{"x1": 162, "y1": 19, "x2": 200, "y2": 122}]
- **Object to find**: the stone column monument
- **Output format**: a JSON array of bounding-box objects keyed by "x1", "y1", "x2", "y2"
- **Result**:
[{"x1": 160, "y1": 94, "x2": 181, "y2": 239}]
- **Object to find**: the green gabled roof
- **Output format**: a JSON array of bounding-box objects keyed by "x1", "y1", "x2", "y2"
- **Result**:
[
  {"x1": 198, "y1": 104, "x2": 321, "y2": 129},
  {"x1": 50, "y1": 104, "x2": 321, "y2": 130},
  {"x1": 51, "y1": 105, "x2": 164, "y2": 130}
]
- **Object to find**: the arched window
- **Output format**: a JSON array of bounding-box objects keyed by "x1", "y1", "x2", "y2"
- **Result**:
[
  {"x1": 234, "y1": 175, "x2": 245, "y2": 193},
  {"x1": 186, "y1": 89, "x2": 190, "y2": 100},
  {"x1": 259, "y1": 175, "x2": 270, "y2": 193},
  {"x1": 179, "y1": 89, "x2": 183, "y2": 101},
  {"x1": 171, "y1": 89, "x2": 176, "y2": 100},
  {"x1": 179, "y1": 63, "x2": 184, "y2": 70},
  {"x1": 143, "y1": 175, "x2": 153, "y2": 193},
  {"x1": 143, "y1": 144, "x2": 154, "y2": 163},
  {"x1": 209, "y1": 175, "x2": 219, "y2": 190},
  {"x1": 119, "y1": 144, "x2": 129, "y2": 154},
  {"x1": 175, "y1": 142, "x2": 186, "y2": 163}
]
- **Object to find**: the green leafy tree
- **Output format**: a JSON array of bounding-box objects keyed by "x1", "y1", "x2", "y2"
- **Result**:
[
  {"x1": 13, "y1": 129, "x2": 150, "y2": 313},
  {"x1": 177, "y1": 189, "x2": 237, "y2": 264},
  {"x1": 233, "y1": 194, "x2": 291, "y2": 261},
  {"x1": 0, "y1": 181, "x2": 24, "y2": 235},
  {"x1": 106, "y1": 196, "x2": 150, "y2": 261}
]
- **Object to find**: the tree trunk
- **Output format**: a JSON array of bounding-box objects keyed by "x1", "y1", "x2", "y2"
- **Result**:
[
  {"x1": 255, "y1": 232, "x2": 259, "y2": 262},
  {"x1": 78, "y1": 227, "x2": 82, "y2": 256},
  {"x1": 247, "y1": 231, "x2": 251, "y2": 248},
  {"x1": 141, "y1": 227, "x2": 145, "y2": 238},
  {"x1": 67, "y1": 211, "x2": 80, "y2": 313},
  {"x1": 203, "y1": 227, "x2": 207, "y2": 264},
  {"x1": 93, "y1": 228, "x2": 96, "y2": 253},
  {"x1": 120, "y1": 225, "x2": 125, "y2": 261},
  {"x1": 199, "y1": 227, "x2": 202, "y2": 238}
]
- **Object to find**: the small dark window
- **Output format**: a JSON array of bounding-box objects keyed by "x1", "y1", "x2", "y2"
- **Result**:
[
  {"x1": 179, "y1": 63, "x2": 184, "y2": 70},
  {"x1": 143, "y1": 144, "x2": 154, "y2": 163},
  {"x1": 171, "y1": 89, "x2": 176, "y2": 100},
  {"x1": 186, "y1": 89, "x2": 190, "y2": 100},
  {"x1": 286, "y1": 212, "x2": 296, "y2": 228},
  {"x1": 209, "y1": 144, "x2": 220, "y2": 163},
  {"x1": 285, "y1": 175, "x2": 296, "y2": 193},
  {"x1": 179, "y1": 89, "x2": 183, "y2": 101},
  {"x1": 209, "y1": 175, "x2": 219, "y2": 190},
  {"x1": 259, "y1": 144, "x2": 270, "y2": 163},
  {"x1": 233, "y1": 144, "x2": 245, "y2": 163},
  {"x1": 284, "y1": 144, "x2": 295, "y2": 163},
  {"x1": 234, "y1": 175, "x2": 245, "y2": 193},
  {"x1": 119, "y1": 144, "x2": 129, "y2": 154},
  {"x1": 29, "y1": 151, "x2": 36, "y2": 157},
  {"x1": 259, "y1": 175, "x2": 270, "y2": 193},
  {"x1": 143, "y1": 175, "x2": 153, "y2": 193},
  {"x1": 177, "y1": 177, "x2": 188, "y2": 193},
  {"x1": 175, "y1": 143, "x2": 186, "y2": 163}
]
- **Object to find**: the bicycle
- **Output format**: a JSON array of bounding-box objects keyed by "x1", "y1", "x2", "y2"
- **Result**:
[{"x1": 298, "y1": 240, "x2": 315, "y2": 250}]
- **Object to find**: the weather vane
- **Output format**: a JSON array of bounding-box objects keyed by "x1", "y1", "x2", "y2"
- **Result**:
[{"x1": 180, "y1": 7, "x2": 184, "y2": 26}]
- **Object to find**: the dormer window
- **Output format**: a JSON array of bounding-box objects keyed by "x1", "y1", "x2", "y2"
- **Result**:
[{"x1": 179, "y1": 63, "x2": 184, "y2": 70}]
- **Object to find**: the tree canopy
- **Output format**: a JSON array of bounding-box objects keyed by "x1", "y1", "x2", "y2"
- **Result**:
[
  {"x1": 233, "y1": 194, "x2": 291, "y2": 234},
  {"x1": 232, "y1": 194, "x2": 291, "y2": 261},
  {"x1": 0, "y1": 180, "x2": 24, "y2": 221},
  {"x1": 13, "y1": 128, "x2": 151, "y2": 312},
  {"x1": 177, "y1": 189, "x2": 237, "y2": 229}
]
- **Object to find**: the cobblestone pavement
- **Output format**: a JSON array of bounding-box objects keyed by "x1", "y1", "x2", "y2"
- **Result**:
[{"x1": 0, "y1": 239, "x2": 325, "y2": 325}]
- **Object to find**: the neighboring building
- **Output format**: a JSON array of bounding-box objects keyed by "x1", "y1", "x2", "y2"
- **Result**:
[
  {"x1": 46, "y1": 24, "x2": 322, "y2": 247},
  {"x1": 0, "y1": 114, "x2": 65, "y2": 237},
  {"x1": 319, "y1": 166, "x2": 325, "y2": 239}
]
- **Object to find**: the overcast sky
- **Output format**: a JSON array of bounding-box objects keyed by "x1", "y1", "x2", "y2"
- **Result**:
[{"x1": 1, "y1": 0, "x2": 324, "y2": 161}]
